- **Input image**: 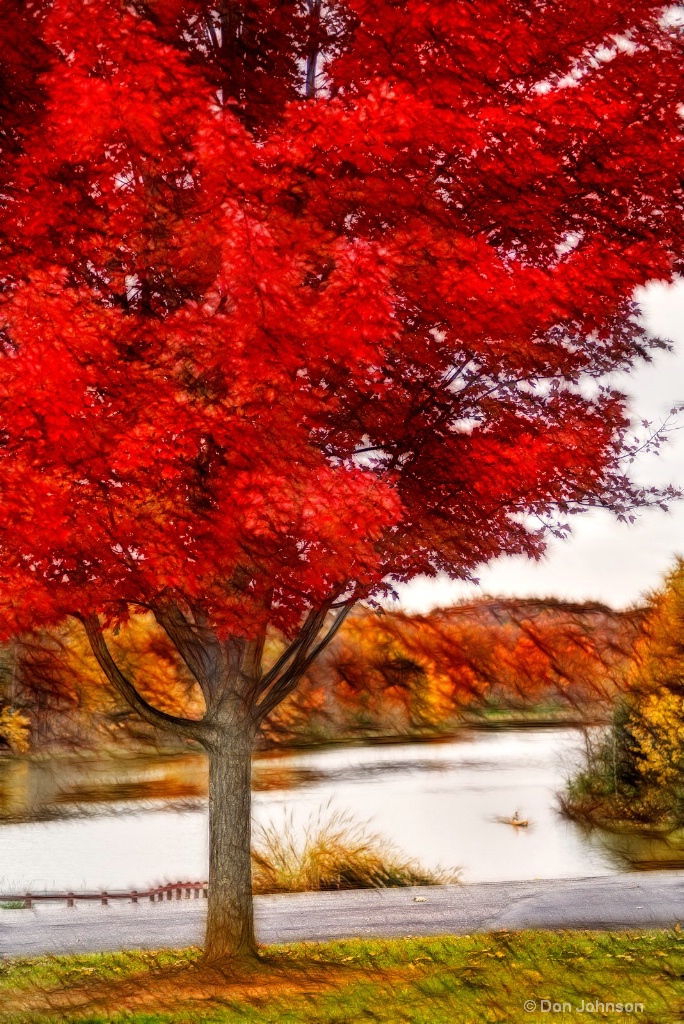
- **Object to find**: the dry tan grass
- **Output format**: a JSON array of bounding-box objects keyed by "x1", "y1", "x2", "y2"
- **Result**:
[{"x1": 251, "y1": 806, "x2": 458, "y2": 892}]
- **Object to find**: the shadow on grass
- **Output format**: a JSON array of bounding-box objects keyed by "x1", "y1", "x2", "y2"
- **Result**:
[
  {"x1": 2, "y1": 931, "x2": 683, "y2": 1023},
  {"x1": 0, "y1": 947, "x2": 368, "y2": 1021}
]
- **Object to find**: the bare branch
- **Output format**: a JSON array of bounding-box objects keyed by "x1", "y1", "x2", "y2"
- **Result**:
[
  {"x1": 305, "y1": 0, "x2": 322, "y2": 99},
  {"x1": 244, "y1": 631, "x2": 266, "y2": 687},
  {"x1": 255, "y1": 601, "x2": 355, "y2": 721},
  {"x1": 151, "y1": 600, "x2": 224, "y2": 708},
  {"x1": 253, "y1": 605, "x2": 330, "y2": 700}
]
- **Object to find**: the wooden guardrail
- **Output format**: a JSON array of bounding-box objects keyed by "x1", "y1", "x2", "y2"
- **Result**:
[{"x1": 0, "y1": 881, "x2": 208, "y2": 908}]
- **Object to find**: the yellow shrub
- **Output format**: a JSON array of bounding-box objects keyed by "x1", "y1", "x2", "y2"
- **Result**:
[{"x1": 629, "y1": 689, "x2": 684, "y2": 784}]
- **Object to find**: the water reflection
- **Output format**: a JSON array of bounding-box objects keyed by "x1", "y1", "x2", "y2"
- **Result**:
[
  {"x1": 596, "y1": 826, "x2": 684, "y2": 872},
  {"x1": 0, "y1": 753, "x2": 208, "y2": 821},
  {"x1": 0, "y1": 727, "x2": 681, "y2": 893}
]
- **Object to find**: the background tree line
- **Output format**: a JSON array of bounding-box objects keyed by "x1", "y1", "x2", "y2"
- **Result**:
[{"x1": 0, "y1": 596, "x2": 643, "y2": 754}]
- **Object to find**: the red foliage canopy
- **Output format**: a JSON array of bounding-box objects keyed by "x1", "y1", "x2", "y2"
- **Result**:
[{"x1": 0, "y1": 0, "x2": 681, "y2": 638}]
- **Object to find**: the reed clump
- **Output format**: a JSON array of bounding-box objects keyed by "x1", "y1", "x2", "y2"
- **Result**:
[{"x1": 251, "y1": 807, "x2": 458, "y2": 893}]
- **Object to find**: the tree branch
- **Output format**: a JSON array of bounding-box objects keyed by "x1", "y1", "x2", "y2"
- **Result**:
[
  {"x1": 244, "y1": 631, "x2": 266, "y2": 686},
  {"x1": 253, "y1": 605, "x2": 330, "y2": 701},
  {"x1": 80, "y1": 614, "x2": 207, "y2": 741},
  {"x1": 255, "y1": 601, "x2": 355, "y2": 721},
  {"x1": 151, "y1": 600, "x2": 224, "y2": 709},
  {"x1": 305, "y1": 0, "x2": 322, "y2": 99}
]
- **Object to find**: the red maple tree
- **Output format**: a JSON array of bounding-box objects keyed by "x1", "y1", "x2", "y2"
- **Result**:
[{"x1": 0, "y1": 0, "x2": 681, "y2": 962}]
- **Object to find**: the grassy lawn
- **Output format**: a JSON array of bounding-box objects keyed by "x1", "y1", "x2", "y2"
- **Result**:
[{"x1": 1, "y1": 930, "x2": 682, "y2": 1023}]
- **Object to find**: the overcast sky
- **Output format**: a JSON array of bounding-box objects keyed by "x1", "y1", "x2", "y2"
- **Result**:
[{"x1": 396, "y1": 277, "x2": 684, "y2": 614}]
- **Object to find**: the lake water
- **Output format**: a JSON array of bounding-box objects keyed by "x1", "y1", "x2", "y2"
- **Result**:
[{"x1": 0, "y1": 726, "x2": 674, "y2": 894}]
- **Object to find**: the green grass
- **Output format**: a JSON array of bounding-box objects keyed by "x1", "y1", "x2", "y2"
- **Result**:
[{"x1": 1, "y1": 930, "x2": 682, "y2": 1023}]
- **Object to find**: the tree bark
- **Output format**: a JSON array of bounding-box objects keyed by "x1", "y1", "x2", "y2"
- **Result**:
[
  {"x1": 203, "y1": 711, "x2": 258, "y2": 964},
  {"x1": 80, "y1": 603, "x2": 355, "y2": 966}
]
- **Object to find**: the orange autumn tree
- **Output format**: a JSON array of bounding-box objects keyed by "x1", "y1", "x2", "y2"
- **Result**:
[
  {"x1": 318, "y1": 601, "x2": 636, "y2": 733},
  {"x1": 322, "y1": 610, "x2": 474, "y2": 729},
  {"x1": 0, "y1": 0, "x2": 681, "y2": 964},
  {"x1": 476, "y1": 601, "x2": 637, "y2": 708}
]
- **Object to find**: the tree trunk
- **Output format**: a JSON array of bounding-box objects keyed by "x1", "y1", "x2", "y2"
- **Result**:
[{"x1": 203, "y1": 712, "x2": 258, "y2": 964}]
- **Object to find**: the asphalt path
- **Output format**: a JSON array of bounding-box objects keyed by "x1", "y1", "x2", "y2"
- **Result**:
[{"x1": 1, "y1": 872, "x2": 682, "y2": 957}]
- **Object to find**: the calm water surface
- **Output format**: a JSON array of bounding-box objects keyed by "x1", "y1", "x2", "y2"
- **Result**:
[{"x1": 0, "y1": 727, "x2": 667, "y2": 893}]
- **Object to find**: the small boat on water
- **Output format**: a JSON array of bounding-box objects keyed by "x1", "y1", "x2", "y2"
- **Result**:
[{"x1": 497, "y1": 812, "x2": 529, "y2": 828}]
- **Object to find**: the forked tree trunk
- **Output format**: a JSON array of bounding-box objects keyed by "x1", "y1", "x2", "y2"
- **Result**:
[
  {"x1": 203, "y1": 712, "x2": 258, "y2": 964},
  {"x1": 82, "y1": 604, "x2": 352, "y2": 967}
]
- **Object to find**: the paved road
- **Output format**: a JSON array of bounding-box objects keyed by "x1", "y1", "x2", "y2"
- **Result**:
[{"x1": 1, "y1": 872, "x2": 682, "y2": 957}]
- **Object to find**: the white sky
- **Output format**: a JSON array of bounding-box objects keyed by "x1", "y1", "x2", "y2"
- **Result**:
[{"x1": 396, "y1": 278, "x2": 684, "y2": 613}]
